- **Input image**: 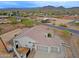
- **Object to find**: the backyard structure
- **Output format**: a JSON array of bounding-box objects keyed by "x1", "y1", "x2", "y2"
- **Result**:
[{"x1": 0, "y1": 28, "x2": 22, "y2": 57}]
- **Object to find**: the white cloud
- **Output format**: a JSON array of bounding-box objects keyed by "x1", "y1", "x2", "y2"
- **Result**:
[{"x1": 30, "y1": 1, "x2": 66, "y2": 7}]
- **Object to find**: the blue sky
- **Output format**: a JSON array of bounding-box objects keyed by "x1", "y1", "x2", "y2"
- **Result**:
[{"x1": 0, "y1": 1, "x2": 79, "y2": 8}]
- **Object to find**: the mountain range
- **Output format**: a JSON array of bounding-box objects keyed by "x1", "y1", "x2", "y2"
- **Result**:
[
  {"x1": 0, "y1": 5, "x2": 79, "y2": 10},
  {"x1": 0, "y1": 5, "x2": 79, "y2": 16}
]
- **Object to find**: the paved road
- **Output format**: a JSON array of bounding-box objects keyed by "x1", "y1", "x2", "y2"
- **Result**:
[{"x1": 44, "y1": 24, "x2": 79, "y2": 35}]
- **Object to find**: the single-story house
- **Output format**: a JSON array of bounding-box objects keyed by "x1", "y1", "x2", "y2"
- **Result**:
[{"x1": 13, "y1": 25, "x2": 65, "y2": 58}]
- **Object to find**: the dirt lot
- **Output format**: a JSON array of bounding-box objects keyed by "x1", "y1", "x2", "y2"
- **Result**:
[
  {"x1": 51, "y1": 18, "x2": 73, "y2": 26},
  {"x1": 0, "y1": 23, "x2": 25, "y2": 34}
]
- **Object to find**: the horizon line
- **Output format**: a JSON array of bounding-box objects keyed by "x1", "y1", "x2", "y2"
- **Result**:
[{"x1": 0, "y1": 5, "x2": 79, "y2": 9}]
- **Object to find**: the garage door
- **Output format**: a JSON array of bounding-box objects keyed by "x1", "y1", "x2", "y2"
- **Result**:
[
  {"x1": 51, "y1": 47, "x2": 60, "y2": 53},
  {"x1": 37, "y1": 46, "x2": 48, "y2": 52}
]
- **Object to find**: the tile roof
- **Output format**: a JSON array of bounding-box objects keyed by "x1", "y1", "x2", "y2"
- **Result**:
[{"x1": 15, "y1": 25, "x2": 64, "y2": 46}]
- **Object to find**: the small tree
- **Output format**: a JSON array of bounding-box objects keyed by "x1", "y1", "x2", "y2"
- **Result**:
[
  {"x1": 10, "y1": 17, "x2": 18, "y2": 24},
  {"x1": 74, "y1": 22, "x2": 79, "y2": 25},
  {"x1": 21, "y1": 19, "x2": 34, "y2": 27},
  {"x1": 59, "y1": 23, "x2": 67, "y2": 27},
  {"x1": 11, "y1": 19, "x2": 17, "y2": 24}
]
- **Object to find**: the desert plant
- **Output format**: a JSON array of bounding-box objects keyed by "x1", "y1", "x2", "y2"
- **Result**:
[
  {"x1": 21, "y1": 19, "x2": 34, "y2": 27},
  {"x1": 74, "y1": 22, "x2": 79, "y2": 25},
  {"x1": 9, "y1": 17, "x2": 18, "y2": 24},
  {"x1": 59, "y1": 23, "x2": 67, "y2": 27}
]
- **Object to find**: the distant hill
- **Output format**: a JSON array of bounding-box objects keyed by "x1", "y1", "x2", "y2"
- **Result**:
[
  {"x1": 0, "y1": 5, "x2": 79, "y2": 16},
  {"x1": 0, "y1": 5, "x2": 79, "y2": 10}
]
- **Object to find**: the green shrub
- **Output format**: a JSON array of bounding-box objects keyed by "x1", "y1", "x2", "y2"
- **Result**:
[
  {"x1": 59, "y1": 23, "x2": 67, "y2": 27},
  {"x1": 11, "y1": 19, "x2": 17, "y2": 24},
  {"x1": 62, "y1": 30, "x2": 71, "y2": 39},
  {"x1": 21, "y1": 19, "x2": 34, "y2": 27},
  {"x1": 63, "y1": 30, "x2": 70, "y2": 35},
  {"x1": 9, "y1": 17, "x2": 17, "y2": 24},
  {"x1": 74, "y1": 22, "x2": 79, "y2": 25}
]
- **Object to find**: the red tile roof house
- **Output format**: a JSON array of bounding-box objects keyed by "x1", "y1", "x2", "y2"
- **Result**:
[{"x1": 13, "y1": 25, "x2": 66, "y2": 58}]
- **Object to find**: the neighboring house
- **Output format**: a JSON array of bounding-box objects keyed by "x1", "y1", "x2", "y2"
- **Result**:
[
  {"x1": 75, "y1": 20, "x2": 79, "y2": 23},
  {"x1": 0, "y1": 16, "x2": 9, "y2": 21},
  {"x1": 35, "y1": 17, "x2": 52, "y2": 23},
  {"x1": 16, "y1": 16, "x2": 22, "y2": 22},
  {"x1": 68, "y1": 20, "x2": 79, "y2": 24},
  {"x1": 0, "y1": 16, "x2": 9, "y2": 18},
  {"x1": 13, "y1": 25, "x2": 65, "y2": 58},
  {"x1": 0, "y1": 16, "x2": 11, "y2": 23}
]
